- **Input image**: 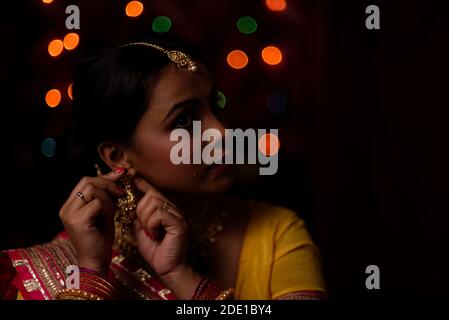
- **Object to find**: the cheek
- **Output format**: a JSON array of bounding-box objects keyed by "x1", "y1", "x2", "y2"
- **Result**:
[
  {"x1": 137, "y1": 138, "x2": 176, "y2": 171},
  {"x1": 135, "y1": 136, "x2": 202, "y2": 186}
]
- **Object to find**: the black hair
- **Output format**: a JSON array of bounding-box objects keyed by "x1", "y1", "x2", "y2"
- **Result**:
[{"x1": 70, "y1": 34, "x2": 203, "y2": 174}]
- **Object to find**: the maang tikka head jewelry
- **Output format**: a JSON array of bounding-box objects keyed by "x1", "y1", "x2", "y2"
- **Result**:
[{"x1": 120, "y1": 42, "x2": 198, "y2": 72}]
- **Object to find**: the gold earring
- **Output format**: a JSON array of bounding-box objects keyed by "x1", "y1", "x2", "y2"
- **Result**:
[{"x1": 115, "y1": 172, "x2": 137, "y2": 244}]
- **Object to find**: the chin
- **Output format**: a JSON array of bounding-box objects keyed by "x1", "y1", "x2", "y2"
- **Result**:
[
  {"x1": 202, "y1": 173, "x2": 235, "y2": 194},
  {"x1": 166, "y1": 175, "x2": 234, "y2": 195}
]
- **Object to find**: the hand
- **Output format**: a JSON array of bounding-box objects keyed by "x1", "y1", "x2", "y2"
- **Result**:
[
  {"x1": 132, "y1": 175, "x2": 189, "y2": 277},
  {"x1": 59, "y1": 168, "x2": 126, "y2": 274}
]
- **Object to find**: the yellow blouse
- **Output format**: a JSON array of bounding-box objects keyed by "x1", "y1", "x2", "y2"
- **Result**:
[{"x1": 234, "y1": 200, "x2": 326, "y2": 299}]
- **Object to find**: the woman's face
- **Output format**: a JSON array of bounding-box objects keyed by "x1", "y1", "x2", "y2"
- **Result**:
[{"x1": 123, "y1": 63, "x2": 235, "y2": 194}]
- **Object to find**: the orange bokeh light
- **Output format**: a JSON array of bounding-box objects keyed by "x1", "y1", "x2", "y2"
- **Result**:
[
  {"x1": 259, "y1": 133, "x2": 280, "y2": 156},
  {"x1": 48, "y1": 39, "x2": 63, "y2": 57},
  {"x1": 261, "y1": 46, "x2": 283, "y2": 65},
  {"x1": 42, "y1": 0, "x2": 53, "y2": 4},
  {"x1": 126, "y1": 1, "x2": 144, "y2": 17},
  {"x1": 68, "y1": 83, "x2": 73, "y2": 100},
  {"x1": 63, "y1": 33, "x2": 79, "y2": 50},
  {"x1": 226, "y1": 50, "x2": 249, "y2": 70},
  {"x1": 266, "y1": 0, "x2": 287, "y2": 12},
  {"x1": 45, "y1": 89, "x2": 62, "y2": 108}
]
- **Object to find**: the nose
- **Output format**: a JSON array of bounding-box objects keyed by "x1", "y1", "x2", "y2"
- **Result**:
[
  {"x1": 200, "y1": 113, "x2": 227, "y2": 161},
  {"x1": 203, "y1": 112, "x2": 226, "y2": 138}
]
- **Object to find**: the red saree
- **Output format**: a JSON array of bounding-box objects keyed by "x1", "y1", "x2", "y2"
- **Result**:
[{"x1": 0, "y1": 231, "x2": 176, "y2": 300}]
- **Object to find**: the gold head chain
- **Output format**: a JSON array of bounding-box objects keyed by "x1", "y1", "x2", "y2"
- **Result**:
[{"x1": 120, "y1": 42, "x2": 198, "y2": 72}]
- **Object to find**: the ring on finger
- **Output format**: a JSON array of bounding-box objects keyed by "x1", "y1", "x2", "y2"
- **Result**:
[
  {"x1": 161, "y1": 201, "x2": 171, "y2": 211},
  {"x1": 76, "y1": 191, "x2": 88, "y2": 203}
]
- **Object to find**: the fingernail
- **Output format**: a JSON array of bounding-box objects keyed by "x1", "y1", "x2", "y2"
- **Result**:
[{"x1": 114, "y1": 167, "x2": 124, "y2": 174}]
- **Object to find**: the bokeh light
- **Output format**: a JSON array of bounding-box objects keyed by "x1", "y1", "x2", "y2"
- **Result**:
[
  {"x1": 42, "y1": 0, "x2": 53, "y2": 4},
  {"x1": 63, "y1": 32, "x2": 79, "y2": 50},
  {"x1": 227, "y1": 50, "x2": 249, "y2": 69},
  {"x1": 261, "y1": 46, "x2": 283, "y2": 65},
  {"x1": 48, "y1": 39, "x2": 63, "y2": 57},
  {"x1": 237, "y1": 16, "x2": 258, "y2": 35},
  {"x1": 45, "y1": 89, "x2": 61, "y2": 108},
  {"x1": 67, "y1": 83, "x2": 73, "y2": 100},
  {"x1": 41, "y1": 138, "x2": 56, "y2": 158},
  {"x1": 266, "y1": 0, "x2": 287, "y2": 12},
  {"x1": 125, "y1": 1, "x2": 144, "y2": 18},
  {"x1": 152, "y1": 16, "x2": 172, "y2": 33},
  {"x1": 266, "y1": 93, "x2": 287, "y2": 113},
  {"x1": 217, "y1": 91, "x2": 227, "y2": 109},
  {"x1": 259, "y1": 133, "x2": 280, "y2": 157}
]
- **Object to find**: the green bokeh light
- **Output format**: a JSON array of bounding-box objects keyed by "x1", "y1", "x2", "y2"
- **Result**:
[
  {"x1": 217, "y1": 91, "x2": 227, "y2": 109},
  {"x1": 237, "y1": 16, "x2": 257, "y2": 35},
  {"x1": 41, "y1": 137, "x2": 56, "y2": 158},
  {"x1": 152, "y1": 16, "x2": 172, "y2": 33}
]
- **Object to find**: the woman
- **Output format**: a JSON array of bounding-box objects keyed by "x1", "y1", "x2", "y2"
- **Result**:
[{"x1": 0, "y1": 36, "x2": 326, "y2": 300}]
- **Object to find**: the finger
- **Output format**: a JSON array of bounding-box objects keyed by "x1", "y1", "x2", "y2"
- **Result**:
[
  {"x1": 92, "y1": 177, "x2": 126, "y2": 197},
  {"x1": 74, "y1": 169, "x2": 126, "y2": 200},
  {"x1": 136, "y1": 197, "x2": 159, "y2": 226},
  {"x1": 136, "y1": 196, "x2": 182, "y2": 225},
  {"x1": 133, "y1": 175, "x2": 183, "y2": 212},
  {"x1": 66, "y1": 188, "x2": 115, "y2": 219},
  {"x1": 100, "y1": 168, "x2": 126, "y2": 182},
  {"x1": 101, "y1": 202, "x2": 117, "y2": 232},
  {"x1": 75, "y1": 198, "x2": 116, "y2": 232},
  {"x1": 145, "y1": 209, "x2": 187, "y2": 238},
  {"x1": 67, "y1": 185, "x2": 115, "y2": 213},
  {"x1": 133, "y1": 219, "x2": 150, "y2": 243},
  {"x1": 136, "y1": 184, "x2": 180, "y2": 210},
  {"x1": 136, "y1": 194, "x2": 169, "y2": 218},
  {"x1": 164, "y1": 205, "x2": 183, "y2": 219},
  {"x1": 84, "y1": 185, "x2": 114, "y2": 204},
  {"x1": 136, "y1": 198, "x2": 165, "y2": 240},
  {"x1": 67, "y1": 198, "x2": 103, "y2": 227},
  {"x1": 69, "y1": 174, "x2": 125, "y2": 205},
  {"x1": 133, "y1": 219, "x2": 144, "y2": 236},
  {"x1": 75, "y1": 174, "x2": 124, "y2": 198},
  {"x1": 133, "y1": 175, "x2": 164, "y2": 198}
]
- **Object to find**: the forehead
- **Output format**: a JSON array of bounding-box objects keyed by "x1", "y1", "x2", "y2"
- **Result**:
[{"x1": 146, "y1": 63, "x2": 212, "y2": 116}]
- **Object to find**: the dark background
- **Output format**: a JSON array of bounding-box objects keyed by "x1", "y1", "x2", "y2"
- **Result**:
[{"x1": 1, "y1": 0, "x2": 448, "y2": 298}]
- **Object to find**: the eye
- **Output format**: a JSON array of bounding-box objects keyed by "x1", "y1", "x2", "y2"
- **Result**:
[{"x1": 174, "y1": 112, "x2": 193, "y2": 129}]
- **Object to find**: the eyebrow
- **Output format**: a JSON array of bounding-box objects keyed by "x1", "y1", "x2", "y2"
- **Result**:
[
  {"x1": 162, "y1": 97, "x2": 202, "y2": 123},
  {"x1": 162, "y1": 87, "x2": 216, "y2": 123}
]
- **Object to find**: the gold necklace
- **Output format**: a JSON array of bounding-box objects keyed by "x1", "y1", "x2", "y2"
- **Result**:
[{"x1": 185, "y1": 200, "x2": 228, "y2": 268}]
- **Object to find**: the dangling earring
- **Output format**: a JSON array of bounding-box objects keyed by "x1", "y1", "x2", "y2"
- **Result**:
[
  {"x1": 94, "y1": 164, "x2": 136, "y2": 233},
  {"x1": 95, "y1": 164, "x2": 139, "y2": 257},
  {"x1": 115, "y1": 171, "x2": 137, "y2": 243}
]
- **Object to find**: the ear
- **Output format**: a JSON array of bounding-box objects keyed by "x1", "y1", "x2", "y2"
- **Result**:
[{"x1": 97, "y1": 141, "x2": 133, "y2": 172}]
